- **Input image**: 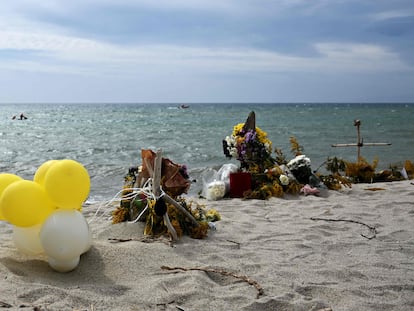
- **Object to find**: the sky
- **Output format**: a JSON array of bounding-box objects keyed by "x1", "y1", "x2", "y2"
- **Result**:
[{"x1": 0, "y1": 0, "x2": 414, "y2": 103}]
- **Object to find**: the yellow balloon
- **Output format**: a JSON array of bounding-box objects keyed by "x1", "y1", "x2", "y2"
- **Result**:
[
  {"x1": 0, "y1": 173, "x2": 23, "y2": 220},
  {"x1": 43, "y1": 159, "x2": 90, "y2": 209},
  {"x1": 0, "y1": 180, "x2": 56, "y2": 227},
  {"x1": 34, "y1": 160, "x2": 59, "y2": 185}
]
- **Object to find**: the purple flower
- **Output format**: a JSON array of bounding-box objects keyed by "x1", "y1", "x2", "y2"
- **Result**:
[{"x1": 245, "y1": 130, "x2": 257, "y2": 143}]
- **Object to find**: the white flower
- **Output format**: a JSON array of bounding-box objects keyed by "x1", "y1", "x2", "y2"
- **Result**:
[
  {"x1": 206, "y1": 181, "x2": 226, "y2": 201},
  {"x1": 230, "y1": 148, "x2": 238, "y2": 157},
  {"x1": 225, "y1": 135, "x2": 238, "y2": 158},
  {"x1": 287, "y1": 155, "x2": 311, "y2": 170},
  {"x1": 279, "y1": 174, "x2": 289, "y2": 186},
  {"x1": 225, "y1": 135, "x2": 236, "y2": 145}
]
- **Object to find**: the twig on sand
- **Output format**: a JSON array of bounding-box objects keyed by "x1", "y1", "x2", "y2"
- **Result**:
[
  {"x1": 0, "y1": 300, "x2": 12, "y2": 308},
  {"x1": 310, "y1": 217, "x2": 377, "y2": 239},
  {"x1": 161, "y1": 265, "x2": 264, "y2": 298},
  {"x1": 0, "y1": 300, "x2": 95, "y2": 310},
  {"x1": 108, "y1": 236, "x2": 174, "y2": 246},
  {"x1": 73, "y1": 304, "x2": 96, "y2": 311},
  {"x1": 364, "y1": 187, "x2": 385, "y2": 191}
]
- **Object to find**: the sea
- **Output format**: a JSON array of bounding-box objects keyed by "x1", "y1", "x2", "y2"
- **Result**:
[{"x1": 1, "y1": 103, "x2": 413, "y2": 202}]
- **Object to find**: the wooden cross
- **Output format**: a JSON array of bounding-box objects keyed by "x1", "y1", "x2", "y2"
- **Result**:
[
  {"x1": 332, "y1": 119, "x2": 391, "y2": 161},
  {"x1": 144, "y1": 149, "x2": 199, "y2": 241}
]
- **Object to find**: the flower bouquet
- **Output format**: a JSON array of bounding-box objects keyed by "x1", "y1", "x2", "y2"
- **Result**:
[
  {"x1": 222, "y1": 112, "x2": 298, "y2": 199},
  {"x1": 223, "y1": 111, "x2": 274, "y2": 173},
  {"x1": 113, "y1": 149, "x2": 221, "y2": 240},
  {"x1": 286, "y1": 154, "x2": 313, "y2": 184}
]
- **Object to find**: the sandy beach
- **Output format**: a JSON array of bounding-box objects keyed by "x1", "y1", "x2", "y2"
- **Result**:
[{"x1": 1, "y1": 180, "x2": 413, "y2": 310}]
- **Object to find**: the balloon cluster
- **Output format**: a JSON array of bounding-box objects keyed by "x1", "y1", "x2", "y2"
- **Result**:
[{"x1": 0, "y1": 159, "x2": 92, "y2": 272}]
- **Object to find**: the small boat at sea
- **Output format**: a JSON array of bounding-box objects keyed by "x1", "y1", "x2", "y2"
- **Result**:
[
  {"x1": 179, "y1": 104, "x2": 190, "y2": 109},
  {"x1": 12, "y1": 113, "x2": 28, "y2": 120}
]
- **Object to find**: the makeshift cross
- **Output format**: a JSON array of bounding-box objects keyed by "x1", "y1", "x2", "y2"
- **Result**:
[
  {"x1": 143, "y1": 149, "x2": 199, "y2": 241},
  {"x1": 332, "y1": 120, "x2": 391, "y2": 161}
]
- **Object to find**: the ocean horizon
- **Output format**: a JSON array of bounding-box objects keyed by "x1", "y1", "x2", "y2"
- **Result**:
[{"x1": 1, "y1": 102, "x2": 413, "y2": 202}]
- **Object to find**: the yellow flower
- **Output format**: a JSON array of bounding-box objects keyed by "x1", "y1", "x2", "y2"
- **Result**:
[
  {"x1": 271, "y1": 182, "x2": 284, "y2": 197},
  {"x1": 206, "y1": 209, "x2": 221, "y2": 221},
  {"x1": 255, "y1": 127, "x2": 272, "y2": 152},
  {"x1": 232, "y1": 123, "x2": 245, "y2": 136}
]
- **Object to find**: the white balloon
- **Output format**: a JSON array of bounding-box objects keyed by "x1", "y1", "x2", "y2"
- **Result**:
[
  {"x1": 40, "y1": 210, "x2": 91, "y2": 261},
  {"x1": 13, "y1": 224, "x2": 44, "y2": 255},
  {"x1": 83, "y1": 224, "x2": 92, "y2": 254},
  {"x1": 48, "y1": 256, "x2": 80, "y2": 273}
]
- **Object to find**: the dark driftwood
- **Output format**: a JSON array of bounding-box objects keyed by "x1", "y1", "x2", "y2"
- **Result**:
[
  {"x1": 161, "y1": 265, "x2": 264, "y2": 298},
  {"x1": 243, "y1": 111, "x2": 256, "y2": 132},
  {"x1": 310, "y1": 217, "x2": 377, "y2": 239},
  {"x1": 108, "y1": 236, "x2": 173, "y2": 246},
  {"x1": 0, "y1": 301, "x2": 12, "y2": 308}
]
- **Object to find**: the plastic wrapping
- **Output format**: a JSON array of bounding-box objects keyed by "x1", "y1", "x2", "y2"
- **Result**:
[{"x1": 202, "y1": 164, "x2": 238, "y2": 200}]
